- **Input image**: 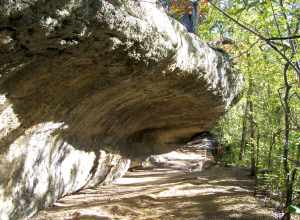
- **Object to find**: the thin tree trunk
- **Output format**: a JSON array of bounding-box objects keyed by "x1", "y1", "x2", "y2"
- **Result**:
[
  {"x1": 256, "y1": 131, "x2": 260, "y2": 171},
  {"x1": 239, "y1": 67, "x2": 252, "y2": 161},
  {"x1": 268, "y1": 131, "x2": 279, "y2": 170},
  {"x1": 249, "y1": 100, "x2": 256, "y2": 177},
  {"x1": 239, "y1": 100, "x2": 249, "y2": 160},
  {"x1": 276, "y1": 4, "x2": 299, "y2": 218},
  {"x1": 282, "y1": 63, "x2": 292, "y2": 219}
]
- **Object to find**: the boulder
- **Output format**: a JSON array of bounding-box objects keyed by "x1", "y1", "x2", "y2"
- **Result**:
[{"x1": 0, "y1": 0, "x2": 242, "y2": 219}]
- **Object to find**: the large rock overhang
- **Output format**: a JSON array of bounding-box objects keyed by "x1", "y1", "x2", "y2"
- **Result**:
[
  {"x1": 0, "y1": 0, "x2": 241, "y2": 158},
  {"x1": 0, "y1": 0, "x2": 242, "y2": 219}
]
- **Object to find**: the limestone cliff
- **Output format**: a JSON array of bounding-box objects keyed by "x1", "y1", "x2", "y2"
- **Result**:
[{"x1": 0, "y1": 0, "x2": 242, "y2": 219}]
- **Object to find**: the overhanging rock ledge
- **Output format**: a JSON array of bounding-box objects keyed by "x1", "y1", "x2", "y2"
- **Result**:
[{"x1": 0, "y1": 0, "x2": 242, "y2": 219}]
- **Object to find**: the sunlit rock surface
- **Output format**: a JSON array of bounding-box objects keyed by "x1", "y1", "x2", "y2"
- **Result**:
[
  {"x1": 141, "y1": 133, "x2": 218, "y2": 171},
  {"x1": 0, "y1": 99, "x2": 130, "y2": 220},
  {"x1": 0, "y1": 0, "x2": 242, "y2": 219}
]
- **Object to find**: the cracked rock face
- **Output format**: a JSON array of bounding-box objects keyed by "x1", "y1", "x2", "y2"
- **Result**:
[{"x1": 0, "y1": 0, "x2": 242, "y2": 219}]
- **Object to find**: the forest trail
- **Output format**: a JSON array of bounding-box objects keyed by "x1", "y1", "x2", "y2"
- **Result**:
[{"x1": 31, "y1": 165, "x2": 278, "y2": 220}]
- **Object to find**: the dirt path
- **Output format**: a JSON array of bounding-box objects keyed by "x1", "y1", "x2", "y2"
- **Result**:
[{"x1": 31, "y1": 165, "x2": 277, "y2": 220}]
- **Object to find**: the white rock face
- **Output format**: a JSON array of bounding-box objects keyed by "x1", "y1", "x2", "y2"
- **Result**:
[
  {"x1": 0, "y1": 103, "x2": 130, "y2": 220},
  {"x1": 0, "y1": 0, "x2": 242, "y2": 219}
]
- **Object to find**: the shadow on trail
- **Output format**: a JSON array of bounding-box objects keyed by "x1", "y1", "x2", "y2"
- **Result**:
[{"x1": 31, "y1": 165, "x2": 276, "y2": 220}]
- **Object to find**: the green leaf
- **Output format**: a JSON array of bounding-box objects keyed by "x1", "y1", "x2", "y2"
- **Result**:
[{"x1": 288, "y1": 205, "x2": 300, "y2": 214}]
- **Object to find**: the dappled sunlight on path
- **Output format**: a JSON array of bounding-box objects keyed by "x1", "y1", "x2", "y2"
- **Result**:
[{"x1": 31, "y1": 166, "x2": 276, "y2": 220}]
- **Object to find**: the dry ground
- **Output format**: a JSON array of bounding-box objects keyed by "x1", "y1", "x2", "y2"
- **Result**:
[{"x1": 29, "y1": 164, "x2": 283, "y2": 220}]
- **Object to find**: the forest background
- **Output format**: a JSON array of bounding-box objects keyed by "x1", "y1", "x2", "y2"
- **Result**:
[{"x1": 168, "y1": 0, "x2": 300, "y2": 218}]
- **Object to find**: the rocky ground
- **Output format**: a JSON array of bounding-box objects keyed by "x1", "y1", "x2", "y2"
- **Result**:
[{"x1": 31, "y1": 164, "x2": 280, "y2": 220}]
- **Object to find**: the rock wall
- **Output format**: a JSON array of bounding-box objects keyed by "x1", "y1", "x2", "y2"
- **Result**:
[
  {"x1": 0, "y1": 110, "x2": 130, "y2": 219},
  {"x1": 0, "y1": 0, "x2": 242, "y2": 219}
]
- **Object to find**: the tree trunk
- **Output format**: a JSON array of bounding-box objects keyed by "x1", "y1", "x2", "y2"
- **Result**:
[
  {"x1": 239, "y1": 100, "x2": 249, "y2": 161},
  {"x1": 256, "y1": 132, "x2": 260, "y2": 170},
  {"x1": 267, "y1": 131, "x2": 279, "y2": 170},
  {"x1": 239, "y1": 69, "x2": 252, "y2": 161},
  {"x1": 282, "y1": 62, "x2": 292, "y2": 219},
  {"x1": 249, "y1": 100, "x2": 256, "y2": 177}
]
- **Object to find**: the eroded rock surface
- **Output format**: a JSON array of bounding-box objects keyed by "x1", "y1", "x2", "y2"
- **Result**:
[{"x1": 0, "y1": 0, "x2": 242, "y2": 219}]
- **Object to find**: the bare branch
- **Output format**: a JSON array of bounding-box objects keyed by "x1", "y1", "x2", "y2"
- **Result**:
[{"x1": 267, "y1": 35, "x2": 300, "y2": 41}]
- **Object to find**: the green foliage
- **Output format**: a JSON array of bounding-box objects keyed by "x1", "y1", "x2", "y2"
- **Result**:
[
  {"x1": 288, "y1": 205, "x2": 300, "y2": 214},
  {"x1": 202, "y1": 0, "x2": 300, "y2": 211}
]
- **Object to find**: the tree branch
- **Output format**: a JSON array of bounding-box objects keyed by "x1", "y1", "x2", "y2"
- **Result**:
[
  {"x1": 208, "y1": 0, "x2": 300, "y2": 81},
  {"x1": 267, "y1": 35, "x2": 300, "y2": 41}
]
